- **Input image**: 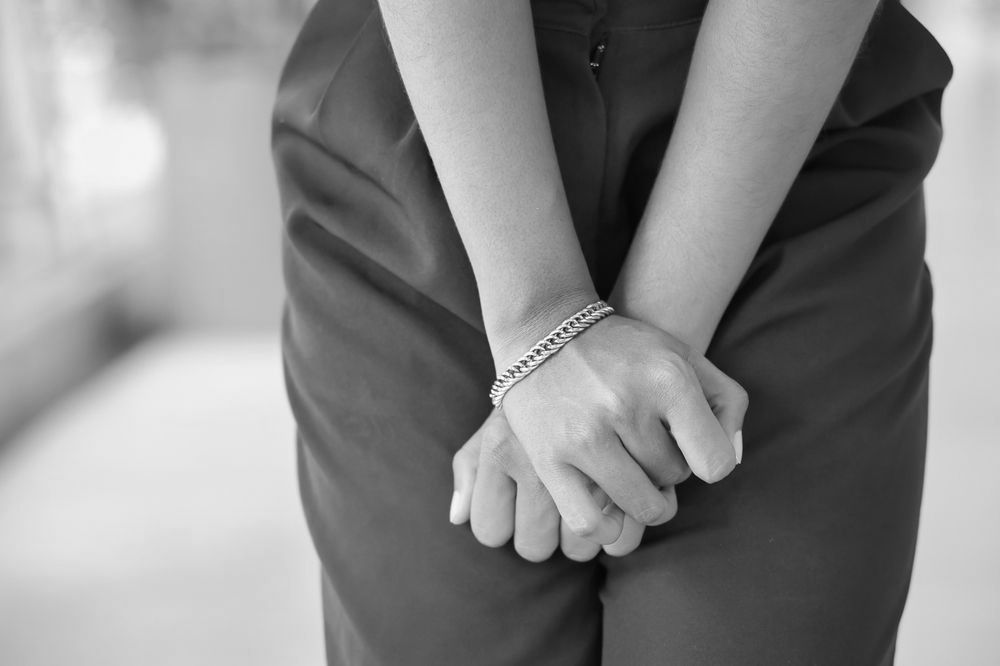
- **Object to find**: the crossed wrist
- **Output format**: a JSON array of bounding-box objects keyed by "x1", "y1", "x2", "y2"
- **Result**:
[
  {"x1": 607, "y1": 282, "x2": 714, "y2": 356},
  {"x1": 489, "y1": 298, "x2": 614, "y2": 408},
  {"x1": 487, "y1": 286, "x2": 600, "y2": 377}
]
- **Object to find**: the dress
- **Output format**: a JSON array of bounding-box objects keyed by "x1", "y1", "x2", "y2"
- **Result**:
[{"x1": 270, "y1": 0, "x2": 953, "y2": 663}]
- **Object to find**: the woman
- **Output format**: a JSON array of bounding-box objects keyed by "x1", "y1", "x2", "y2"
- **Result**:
[{"x1": 271, "y1": 0, "x2": 952, "y2": 663}]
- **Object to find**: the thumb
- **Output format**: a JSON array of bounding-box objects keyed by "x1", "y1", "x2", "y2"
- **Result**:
[
  {"x1": 688, "y1": 353, "x2": 749, "y2": 464},
  {"x1": 450, "y1": 418, "x2": 485, "y2": 524}
]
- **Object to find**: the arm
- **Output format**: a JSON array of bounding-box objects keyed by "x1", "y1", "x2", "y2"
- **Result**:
[
  {"x1": 453, "y1": 0, "x2": 886, "y2": 560},
  {"x1": 610, "y1": 0, "x2": 883, "y2": 354},
  {"x1": 378, "y1": 0, "x2": 745, "y2": 541},
  {"x1": 376, "y1": 0, "x2": 596, "y2": 372}
]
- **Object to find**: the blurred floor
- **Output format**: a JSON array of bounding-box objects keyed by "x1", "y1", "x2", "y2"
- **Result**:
[
  {"x1": 0, "y1": 3, "x2": 998, "y2": 666},
  {"x1": 0, "y1": 334, "x2": 321, "y2": 666}
]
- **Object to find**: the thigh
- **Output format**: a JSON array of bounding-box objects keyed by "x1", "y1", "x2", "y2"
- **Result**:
[
  {"x1": 284, "y1": 249, "x2": 602, "y2": 666},
  {"x1": 600, "y1": 89, "x2": 943, "y2": 665},
  {"x1": 273, "y1": 2, "x2": 603, "y2": 664}
]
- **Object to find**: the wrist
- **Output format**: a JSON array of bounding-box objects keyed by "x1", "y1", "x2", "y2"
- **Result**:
[
  {"x1": 607, "y1": 279, "x2": 714, "y2": 355},
  {"x1": 487, "y1": 286, "x2": 600, "y2": 375}
]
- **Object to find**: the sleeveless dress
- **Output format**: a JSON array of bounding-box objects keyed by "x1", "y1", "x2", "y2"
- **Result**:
[{"x1": 271, "y1": 0, "x2": 953, "y2": 663}]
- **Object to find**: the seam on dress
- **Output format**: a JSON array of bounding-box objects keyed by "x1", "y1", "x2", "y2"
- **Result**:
[
  {"x1": 535, "y1": 17, "x2": 703, "y2": 35},
  {"x1": 533, "y1": 23, "x2": 589, "y2": 37},
  {"x1": 590, "y1": 40, "x2": 613, "y2": 297},
  {"x1": 607, "y1": 17, "x2": 703, "y2": 32}
]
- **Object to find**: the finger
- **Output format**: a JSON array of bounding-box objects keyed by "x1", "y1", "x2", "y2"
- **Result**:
[
  {"x1": 602, "y1": 513, "x2": 645, "y2": 558},
  {"x1": 605, "y1": 486, "x2": 678, "y2": 557},
  {"x1": 470, "y1": 460, "x2": 515, "y2": 547},
  {"x1": 688, "y1": 353, "x2": 749, "y2": 464},
  {"x1": 653, "y1": 356, "x2": 739, "y2": 483},
  {"x1": 482, "y1": 413, "x2": 537, "y2": 488},
  {"x1": 538, "y1": 464, "x2": 625, "y2": 545},
  {"x1": 513, "y1": 480, "x2": 560, "y2": 562},
  {"x1": 568, "y1": 435, "x2": 672, "y2": 526},
  {"x1": 560, "y1": 518, "x2": 602, "y2": 561},
  {"x1": 620, "y1": 415, "x2": 691, "y2": 491},
  {"x1": 450, "y1": 432, "x2": 483, "y2": 525}
]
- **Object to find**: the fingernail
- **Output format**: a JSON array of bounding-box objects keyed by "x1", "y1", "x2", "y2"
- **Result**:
[
  {"x1": 733, "y1": 430, "x2": 743, "y2": 464},
  {"x1": 449, "y1": 490, "x2": 462, "y2": 524}
]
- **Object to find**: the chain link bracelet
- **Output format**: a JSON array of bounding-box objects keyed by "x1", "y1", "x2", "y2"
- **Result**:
[{"x1": 489, "y1": 300, "x2": 615, "y2": 409}]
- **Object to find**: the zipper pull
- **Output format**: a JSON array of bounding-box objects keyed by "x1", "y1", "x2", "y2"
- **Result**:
[{"x1": 589, "y1": 35, "x2": 608, "y2": 77}]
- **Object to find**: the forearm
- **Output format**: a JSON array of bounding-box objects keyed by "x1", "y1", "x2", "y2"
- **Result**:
[
  {"x1": 377, "y1": 0, "x2": 596, "y2": 372},
  {"x1": 609, "y1": 0, "x2": 882, "y2": 354}
]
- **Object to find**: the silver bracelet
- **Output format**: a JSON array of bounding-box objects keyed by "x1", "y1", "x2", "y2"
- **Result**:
[{"x1": 489, "y1": 300, "x2": 615, "y2": 409}]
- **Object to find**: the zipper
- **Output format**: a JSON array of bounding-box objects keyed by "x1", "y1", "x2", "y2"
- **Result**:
[{"x1": 589, "y1": 34, "x2": 608, "y2": 78}]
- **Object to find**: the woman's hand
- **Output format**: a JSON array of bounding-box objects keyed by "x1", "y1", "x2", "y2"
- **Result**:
[
  {"x1": 450, "y1": 408, "x2": 676, "y2": 561},
  {"x1": 493, "y1": 311, "x2": 745, "y2": 545}
]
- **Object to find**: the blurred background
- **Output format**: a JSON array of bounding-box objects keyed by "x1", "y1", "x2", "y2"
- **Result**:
[{"x1": 0, "y1": 0, "x2": 996, "y2": 664}]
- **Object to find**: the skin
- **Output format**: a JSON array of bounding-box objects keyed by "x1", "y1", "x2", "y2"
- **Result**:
[
  {"x1": 377, "y1": 0, "x2": 883, "y2": 560},
  {"x1": 378, "y1": 0, "x2": 746, "y2": 549}
]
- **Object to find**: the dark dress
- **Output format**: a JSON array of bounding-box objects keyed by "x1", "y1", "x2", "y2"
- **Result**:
[{"x1": 271, "y1": 0, "x2": 953, "y2": 663}]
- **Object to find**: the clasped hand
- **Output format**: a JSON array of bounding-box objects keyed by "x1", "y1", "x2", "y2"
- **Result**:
[{"x1": 450, "y1": 314, "x2": 747, "y2": 561}]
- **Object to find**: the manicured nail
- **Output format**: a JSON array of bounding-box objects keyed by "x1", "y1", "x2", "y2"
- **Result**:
[
  {"x1": 449, "y1": 491, "x2": 462, "y2": 524},
  {"x1": 733, "y1": 430, "x2": 743, "y2": 464}
]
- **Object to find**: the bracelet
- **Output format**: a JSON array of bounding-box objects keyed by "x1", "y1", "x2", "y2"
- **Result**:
[{"x1": 489, "y1": 299, "x2": 615, "y2": 409}]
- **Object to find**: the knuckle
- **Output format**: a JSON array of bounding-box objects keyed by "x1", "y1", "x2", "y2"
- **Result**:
[
  {"x1": 654, "y1": 459, "x2": 692, "y2": 486},
  {"x1": 700, "y1": 453, "x2": 736, "y2": 484},
  {"x1": 452, "y1": 443, "x2": 476, "y2": 470},
  {"x1": 480, "y1": 433, "x2": 513, "y2": 471},
  {"x1": 515, "y1": 538, "x2": 557, "y2": 563},
  {"x1": 478, "y1": 533, "x2": 510, "y2": 549},
  {"x1": 562, "y1": 543, "x2": 598, "y2": 562},
  {"x1": 561, "y1": 420, "x2": 612, "y2": 460},
  {"x1": 567, "y1": 515, "x2": 599, "y2": 539},
  {"x1": 665, "y1": 464, "x2": 692, "y2": 485},
  {"x1": 652, "y1": 354, "x2": 696, "y2": 395},
  {"x1": 605, "y1": 526, "x2": 641, "y2": 555},
  {"x1": 633, "y1": 503, "x2": 666, "y2": 525},
  {"x1": 597, "y1": 388, "x2": 634, "y2": 425},
  {"x1": 640, "y1": 445, "x2": 691, "y2": 487},
  {"x1": 471, "y1": 521, "x2": 511, "y2": 548},
  {"x1": 603, "y1": 545, "x2": 634, "y2": 558},
  {"x1": 480, "y1": 420, "x2": 509, "y2": 450},
  {"x1": 483, "y1": 446, "x2": 512, "y2": 473},
  {"x1": 661, "y1": 497, "x2": 679, "y2": 522},
  {"x1": 731, "y1": 383, "x2": 750, "y2": 410}
]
